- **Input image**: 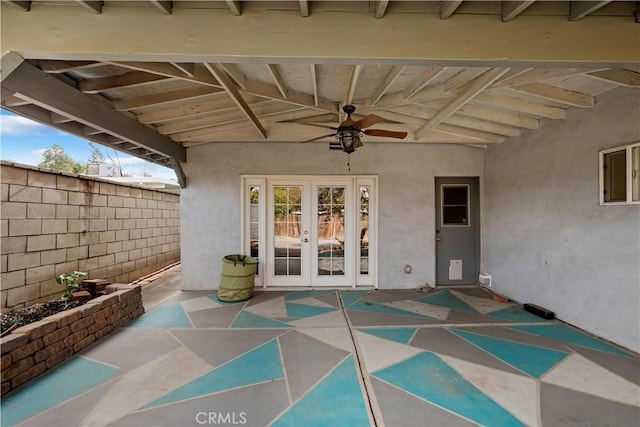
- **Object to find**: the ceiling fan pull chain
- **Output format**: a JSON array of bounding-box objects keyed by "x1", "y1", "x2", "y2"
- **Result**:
[{"x1": 347, "y1": 154, "x2": 351, "y2": 172}]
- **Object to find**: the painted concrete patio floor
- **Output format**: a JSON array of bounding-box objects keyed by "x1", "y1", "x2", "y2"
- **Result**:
[{"x1": 2, "y1": 287, "x2": 639, "y2": 427}]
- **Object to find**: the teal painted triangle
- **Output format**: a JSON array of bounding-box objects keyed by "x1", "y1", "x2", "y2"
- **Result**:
[
  {"x1": 286, "y1": 302, "x2": 337, "y2": 318},
  {"x1": 284, "y1": 290, "x2": 336, "y2": 301},
  {"x1": 231, "y1": 310, "x2": 293, "y2": 329},
  {"x1": 127, "y1": 303, "x2": 192, "y2": 328},
  {"x1": 349, "y1": 299, "x2": 432, "y2": 319},
  {"x1": 373, "y1": 352, "x2": 525, "y2": 427},
  {"x1": 418, "y1": 290, "x2": 479, "y2": 314},
  {"x1": 487, "y1": 306, "x2": 551, "y2": 323},
  {"x1": 509, "y1": 324, "x2": 631, "y2": 357},
  {"x1": 1, "y1": 357, "x2": 122, "y2": 427},
  {"x1": 271, "y1": 355, "x2": 370, "y2": 427},
  {"x1": 338, "y1": 290, "x2": 369, "y2": 308},
  {"x1": 358, "y1": 328, "x2": 417, "y2": 344},
  {"x1": 144, "y1": 339, "x2": 284, "y2": 409},
  {"x1": 451, "y1": 329, "x2": 569, "y2": 378}
]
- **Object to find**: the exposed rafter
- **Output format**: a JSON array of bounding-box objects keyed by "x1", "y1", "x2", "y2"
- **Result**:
[
  {"x1": 150, "y1": 0, "x2": 172, "y2": 15},
  {"x1": 38, "y1": 60, "x2": 102, "y2": 73},
  {"x1": 75, "y1": 1, "x2": 102, "y2": 14},
  {"x1": 78, "y1": 72, "x2": 167, "y2": 93},
  {"x1": 376, "y1": 0, "x2": 390, "y2": 19},
  {"x1": 225, "y1": 0, "x2": 241, "y2": 16},
  {"x1": 440, "y1": 1, "x2": 463, "y2": 19},
  {"x1": 510, "y1": 83, "x2": 594, "y2": 108},
  {"x1": 587, "y1": 69, "x2": 640, "y2": 87},
  {"x1": 111, "y1": 85, "x2": 222, "y2": 111},
  {"x1": 1, "y1": 60, "x2": 185, "y2": 163},
  {"x1": 404, "y1": 67, "x2": 445, "y2": 99},
  {"x1": 204, "y1": 63, "x2": 267, "y2": 139},
  {"x1": 502, "y1": 1, "x2": 536, "y2": 22},
  {"x1": 219, "y1": 64, "x2": 246, "y2": 89},
  {"x1": 310, "y1": 64, "x2": 319, "y2": 107},
  {"x1": 107, "y1": 62, "x2": 220, "y2": 88},
  {"x1": 369, "y1": 65, "x2": 404, "y2": 106},
  {"x1": 6, "y1": 1, "x2": 31, "y2": 11},
  {"x1": 266, "y1": 64, "x2": 288, "y2": 99},
  {"x1": 343, "y1": 65, "x2": 362, "y2": 106},
  {"x1": 416, "y1": 68, "x2": 509, "y2": 138},
  {"x1": 570, "y1": 1, "x2": 612, "y2": 21},
  {"x1": 299, "y1": 0, "x2": 309, "y2": 17}
]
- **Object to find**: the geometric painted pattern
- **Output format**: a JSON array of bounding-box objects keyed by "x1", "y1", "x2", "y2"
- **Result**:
[{"x1": 2, "y1": 287, "x2": 638, "y2": 427}]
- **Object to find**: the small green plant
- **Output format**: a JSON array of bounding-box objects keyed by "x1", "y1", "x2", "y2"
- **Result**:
[{"x1": 56, "y1": 271, "x2": 87, "y2": 304}]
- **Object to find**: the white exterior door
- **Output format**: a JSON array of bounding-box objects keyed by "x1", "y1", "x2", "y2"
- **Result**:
[{"x1": 243, "y1": 176, "x2": 377, "y2": 288}]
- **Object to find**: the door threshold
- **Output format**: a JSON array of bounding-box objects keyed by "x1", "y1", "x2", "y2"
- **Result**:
[{"x1": 257, "y1": 286, "x2": 375, "y2": 291}]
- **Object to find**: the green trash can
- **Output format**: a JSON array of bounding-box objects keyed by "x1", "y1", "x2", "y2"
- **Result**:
[{"x1": 218, "y1": 254, "x2": 258, "y2": 302}]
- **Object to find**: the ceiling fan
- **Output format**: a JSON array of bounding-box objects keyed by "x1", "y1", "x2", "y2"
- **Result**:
[{"x1": 301, "y1": 105, "x2": 408, "y2": 154}]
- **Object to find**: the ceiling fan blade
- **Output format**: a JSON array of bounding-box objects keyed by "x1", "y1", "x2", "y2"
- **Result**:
[
  {"x1": 300, "y1": 133, "x2": 337, "y2": 143},
  {"x1": 354, "y1": 114, "x2": 385, "y2": 129},
  {"x1": 364, "y1": 129, "x2": 408, "y2": 139}
]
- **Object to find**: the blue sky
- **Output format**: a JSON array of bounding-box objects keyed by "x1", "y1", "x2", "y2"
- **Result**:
[{"x1": 0, "y1": 110, "x2": 177, "y2": 180}]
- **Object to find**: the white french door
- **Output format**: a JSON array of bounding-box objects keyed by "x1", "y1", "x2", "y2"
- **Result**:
[{"x1": 242, "y1": 176, "x2": 377, "y2": 288}]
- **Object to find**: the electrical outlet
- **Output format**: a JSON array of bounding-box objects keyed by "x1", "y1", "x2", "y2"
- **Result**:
[
  {"x1": 404, "y1": 264, "x2": 412, "y2": 274},
  {"x1": 479, "y1": 273, "x2": 492, "y2": 287}
]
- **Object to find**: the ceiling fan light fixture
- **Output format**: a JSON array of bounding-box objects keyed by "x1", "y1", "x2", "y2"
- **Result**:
[{"x1": 338, "y1": 129, "x2": 361, "y2": 154}]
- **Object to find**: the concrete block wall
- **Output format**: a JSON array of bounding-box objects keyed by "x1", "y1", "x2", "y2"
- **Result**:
[{"x1": 1, "y1": 161, "x2": 180, "y2": 310}]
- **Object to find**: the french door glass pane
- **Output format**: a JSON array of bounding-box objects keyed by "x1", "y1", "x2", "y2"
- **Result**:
[
  {"x1": 359, "y1": 185, "x2": 370, "y2": 275},
  {"x1": 317, "y1": 186, "x2": 345, "y2": 276},
  {"x1": 274, "y1": 186, "x2": 302, "y2": 276}
]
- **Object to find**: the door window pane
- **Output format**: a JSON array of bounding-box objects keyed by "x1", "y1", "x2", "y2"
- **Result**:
[
  {"x1": 274, "y1": 186, "x2": 302, "y2": 276},
  {"x1": 359, "y1": 185, "x2": 370, "y2": 275},
  {"x1": 317, "y1": 186, "x2": 345, "y2": 276},
  {"x1": 442, "y1": 185, "x2": 469, "y2": 226}
]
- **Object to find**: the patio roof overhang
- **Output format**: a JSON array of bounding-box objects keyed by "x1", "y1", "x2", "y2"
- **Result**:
[{"x1": 1, "y1": 1, "x2": 639, "y2": 188}]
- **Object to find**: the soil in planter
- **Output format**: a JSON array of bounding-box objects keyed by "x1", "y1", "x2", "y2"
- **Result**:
[{"x1": 1, "y1": 300, "x2": 83, "y2": 335}]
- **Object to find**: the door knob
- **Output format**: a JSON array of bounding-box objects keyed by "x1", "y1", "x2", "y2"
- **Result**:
[{"x1": 303, "y1": 238, "x2": 309, "y2": 243}]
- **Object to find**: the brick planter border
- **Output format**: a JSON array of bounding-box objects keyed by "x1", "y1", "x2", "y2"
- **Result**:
[{"x1": 0, "y1": 284, "x2": 144, "y2": 396}]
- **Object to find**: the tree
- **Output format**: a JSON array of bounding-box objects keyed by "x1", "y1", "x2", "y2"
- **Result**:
[
  {"x1": 88, "y1": 144, "x2": 105, "y2": 164},
  {"x1": 38, "y1": 144, "x2": 87, "y2": 174}
]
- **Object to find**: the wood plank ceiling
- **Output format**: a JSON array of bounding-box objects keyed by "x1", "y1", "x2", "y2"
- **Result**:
[{"x1": 1, "y1": 1, "x2": 639, "y2": 187}]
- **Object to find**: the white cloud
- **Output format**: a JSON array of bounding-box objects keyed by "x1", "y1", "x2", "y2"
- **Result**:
[{"x1": 0, "y1": 115, "x2": 51, "y2": 135}]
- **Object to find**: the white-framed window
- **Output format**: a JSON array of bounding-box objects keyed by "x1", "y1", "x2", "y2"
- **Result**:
[{"x1": 599, "y1": 142, "x2": 640, "y2": 205}]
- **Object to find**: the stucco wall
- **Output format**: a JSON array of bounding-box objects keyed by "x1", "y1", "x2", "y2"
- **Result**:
[
  {"x1": 1, "y1": 162, "x2": 180, "y2": 309},
  {"x1": 181, "y1": 143, "x2": 482, "y2": 290},
  {"x1": 483, "y1": 87, "x2": 640, "y2": 352}
]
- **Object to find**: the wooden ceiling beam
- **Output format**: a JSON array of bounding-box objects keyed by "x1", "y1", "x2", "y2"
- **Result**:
[
  {"x1": 2, "y1": 60, "x2": 186, "y2": 162},
  {"x1": 369, "y1": 65, "x2": 404, "y2": 106},
  {"x1": 266, "y1": 64, "x2": 288, "y2": 99},
  {"x1": 219, "y1": 64, "x2": 247, "y2": 89},
  {"x1": 112, "y1": 85, "x2": 223, "y2": 111},
  {"x1": 440, "y1": 1, "x2": 463, "y2": 19},
  {"x1": 156, "y1": 101, "x2": 298, "y2": 135},
  {"x1": 502, "y1": 1, "x2": 536, "y2": 22},
  {"x1": 225, "y1": 0, "x2": 242, "y2": 16},
  {"x1": 75, "y1": 1, "x2": 102, "y2": 14},
  {"x1": 376, "y1": 0, "x2": 390, "y2": 19},
  {"x1": 135, "y1": 93, "x2": 250, "y2": 124},
  {"x1": 6, "y1": 1, "x2": 31, "y2": 11},
  {"x1": 570, "y1": 1, "x2": 611, "y2": 21},
  {"x1": 150, "y1": 0, "x2": 172, "y2": 15},
  {"x1": 38, "y1": 60, "x2": 103, "y2": 73},
  {"x1": 310, "y1": 65, "x2": 319, "y2": 106},
  {"x1": 240, "y1": 78, "x2": 335, "y2": 112},
  {"x1": 108, "y1": 62, "x2": 220, "y2": 88},
  {"x1": 204, "y1": 63, "x2": 267, "y2": 139},
  {"x1": 509, "y1": 83, "x2": 594, "y2": 108},
  {"x1": 3, "y1": 94, "x2": 31, "y2": 107},
  {"x1": 78, "y1": 72, "x2": 167, "y2": 93},
  {"x1": 403, "y1": 67, "x2": 445, "y2": 99},
  {"x1": 425, "y1": 99, "x2": 540, "y2": 129},
  {"x1": 170, "y1": 62, "x2": 194, "y2": 78},
  {"x1": 343, "y1": 65, "x2": 362, "y2": 107},
  {"x1": 587, "y1": 69, "x2": 640, "y2": 87},
  {"x1": 470, "y1": 91, "x2": 566, "y2": 119},
  {"x1": 493, "y1": 67, "x2": 599, "y2": 87},
  {"x1": 299, "y1": 0, "x2": 309, "y2": 17},
  {"x1": 416, "y1": 68, "x2": 509, "y2": 138}
]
